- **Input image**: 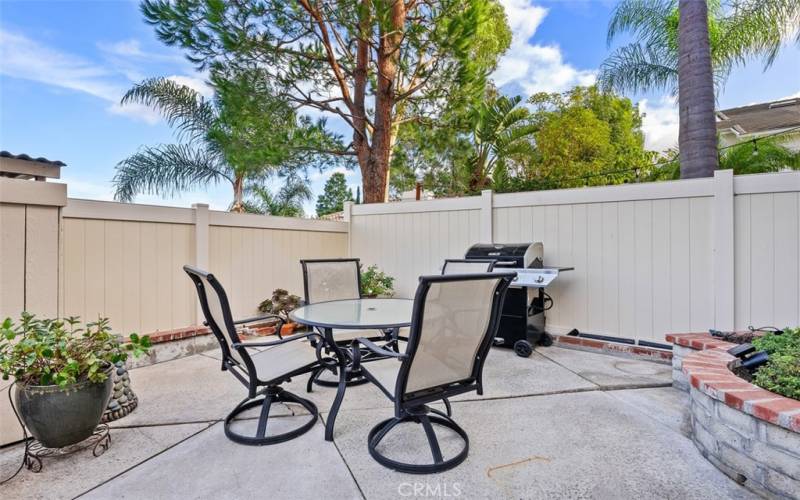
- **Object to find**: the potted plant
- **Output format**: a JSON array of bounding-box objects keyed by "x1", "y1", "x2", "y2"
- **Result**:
[
  {"x1": 360, "y1": 265, "x2": 395, "y2": 298},
  {"x1": 257, "y1": 289, "x2": 302, "y2": 336},
  {"x1": 0, "y1": 314, "x2": 149, "y2": 449}
]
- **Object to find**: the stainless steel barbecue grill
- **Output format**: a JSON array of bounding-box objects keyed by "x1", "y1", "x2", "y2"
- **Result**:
[{"x1": 464, "y1": 243, "x2": 573, "y2": 357}]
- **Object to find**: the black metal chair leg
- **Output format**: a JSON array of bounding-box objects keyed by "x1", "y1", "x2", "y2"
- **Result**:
[
  {"x1": 255, "y1": 395, "x2": 273, "y2": 439},
  {"x1": 306, "y1": 367, "x2": 322, "y2": 393},
  {"x1": 442, "y1": 398, "x2": 452, "y2": 417},
  {"x1": 418, "y1": 415, "x2": 443, "y2": 463}
]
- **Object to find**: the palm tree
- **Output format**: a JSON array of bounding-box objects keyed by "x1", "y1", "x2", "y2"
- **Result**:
[
  {"x1": 113, "y1": 72, "x2": 305, "y2": 211},
  {"x1": 242, "y1": 177, "x2": 312, "y2": 217},
  {"x1": 600, "y1": 0, "x2": 800, "y2": 95},
  {"x1": 677, "y1": 0, "x2": 718, "y2": 178},
  {"x1": 468, "y1": 95, "x2": 537, "y2": 191}
]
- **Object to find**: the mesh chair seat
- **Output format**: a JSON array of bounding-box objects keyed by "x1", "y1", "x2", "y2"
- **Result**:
[{"x1": 250, "y1": 341, "x2": 320, "y2": 383}]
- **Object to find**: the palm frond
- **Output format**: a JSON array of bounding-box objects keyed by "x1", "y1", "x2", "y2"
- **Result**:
[
  {"x1": 718, "y1": 0, "x2": 800, "y2": 69},
  {"x1": 598, "y1": 42, "x2": 678, "y2": 95},
  {"x1": 244, "y1": 178, "x2": 311, "y2": 217},
  {"x1": 607, "y1": 0, "x2": 676, "y2": 47},
  {"x1": 121, "y1": 77, "x2": 216, "y2": 142},
  {"x1": 113, "y1": 144, "x2": 230, "y2": 202}
]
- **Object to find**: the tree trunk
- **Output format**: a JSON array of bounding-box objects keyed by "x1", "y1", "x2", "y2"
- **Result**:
[
  {"x1": 678, "y1": 0, "x2": 718, "y2": 178},
  {"x1": 359, "y1": 0, "x2": 405, "y2": 203},
  {"x1": 231, "y1": 175, "x2": 245, "y2": 212}
]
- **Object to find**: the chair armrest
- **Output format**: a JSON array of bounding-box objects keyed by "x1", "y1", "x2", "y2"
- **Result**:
[
  {"x1": 232, "y1": 331, "x2": 319, "y2": 349},
  {"x1": 351, "y1": 337, "x2": 406, "y2": 370}
]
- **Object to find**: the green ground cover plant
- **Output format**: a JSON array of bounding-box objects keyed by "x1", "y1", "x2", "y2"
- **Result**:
[{"x1": 752, "y1": 327, "x2": 800, "y2": 400}]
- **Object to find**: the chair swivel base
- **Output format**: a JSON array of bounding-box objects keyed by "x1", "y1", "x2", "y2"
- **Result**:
[
  {"x1": 367, "y1": 408, "x2": 469, "y2": 474},
  {"x1": 225, "y1": 387, "x2": 318, "y2": 446}
]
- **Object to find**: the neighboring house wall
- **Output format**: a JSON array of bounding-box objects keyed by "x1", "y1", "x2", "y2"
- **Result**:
[
  {"x1": 349, "y1": 171, "x2": 800, "y2": 344},
  {"x1": 719, "y1": 129, "x2": 800, "y2": 152}
]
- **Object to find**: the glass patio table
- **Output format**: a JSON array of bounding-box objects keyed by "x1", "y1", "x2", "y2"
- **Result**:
[{"x1": 289, "y1": 298, "x2": 413, "y2": 441}]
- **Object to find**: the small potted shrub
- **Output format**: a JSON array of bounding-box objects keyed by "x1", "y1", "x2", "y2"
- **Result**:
[
  {"x1": 0, "y1": 314, "x2": 149, "y2": 449},
  {"x1": 360, "y1": 265, "x2": 395, "y2": 298},
  {"x1": 257, "y1": 289, "x2": 302, "y2": 336}
]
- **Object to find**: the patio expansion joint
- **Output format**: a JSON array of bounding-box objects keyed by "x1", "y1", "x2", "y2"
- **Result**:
[{"x1": 74, "y1": 421, "x2": 218, "y2": 500}]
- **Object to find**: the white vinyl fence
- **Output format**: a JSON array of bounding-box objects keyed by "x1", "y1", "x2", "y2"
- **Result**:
[
  {"x1": 349, "y1": 170, "x2": 800, "y2": 344},
  {"x1": 60, "y1": 200, "x2": 349, "y2": 334}
]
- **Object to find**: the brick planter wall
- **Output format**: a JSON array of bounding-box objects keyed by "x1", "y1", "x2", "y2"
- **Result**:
[
  {"x1": 668, "y1": 333, "x2": 800, "y2": 498},
  {"x1": 125, "y1": 322, "x2": 285, "y2": 368},
  {"x1": 666, "y1": 333, "x2": 739, "y2": 392}
]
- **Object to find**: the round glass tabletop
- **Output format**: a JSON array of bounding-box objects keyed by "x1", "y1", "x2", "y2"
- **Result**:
[{"x1": 289, "y1": 298, "x2": 413, "y2": 330}]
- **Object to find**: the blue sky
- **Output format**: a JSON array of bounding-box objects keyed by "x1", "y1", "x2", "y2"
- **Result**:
[{"x1": 1, "y1": 0, "x2": 799, "y2": 213}]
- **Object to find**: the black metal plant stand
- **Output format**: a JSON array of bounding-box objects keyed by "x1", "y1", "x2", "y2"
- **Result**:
[{"x1": 23, "y1": 424, "x2": 111, "y2": 473}]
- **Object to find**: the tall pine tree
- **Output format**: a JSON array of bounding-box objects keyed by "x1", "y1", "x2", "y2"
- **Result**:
[{"x1": 316, "y1": 173, "x2": 354, "y2": 216}]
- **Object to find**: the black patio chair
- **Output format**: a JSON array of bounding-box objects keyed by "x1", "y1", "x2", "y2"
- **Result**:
[
  {"x1": 300, "y1": 258, "x2": 395, "y2": 389},
  {"x1": 441, "y1": 258, "x2": 496, "y2": 274},
  {"x1": 351, "y1": 272, "x2": 515, "y2": 474},
  {"x1": 184, "y1": 265, "x2": 323, "y2": 446}
]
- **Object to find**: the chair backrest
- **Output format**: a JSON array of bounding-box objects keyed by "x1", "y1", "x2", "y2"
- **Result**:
[
  {"x1": 396, "y1": 272, "x2": 514, "y2": 404},
  {"x1": 441, "y1": 259, "x2": 496, "y2": 275},
  {"x1": 300, "y1": 259, "x2": 361, "y2": 304},
  {"x1": 184, "y1": 265, "x2": 251, "y2": 369}
]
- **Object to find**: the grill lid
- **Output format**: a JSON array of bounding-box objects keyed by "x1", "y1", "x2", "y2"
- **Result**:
[{"x1": 465, "y1": 243, "x2": 533, "y2": 258}]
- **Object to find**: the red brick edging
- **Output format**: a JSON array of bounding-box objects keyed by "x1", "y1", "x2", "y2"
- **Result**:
[
  {"x1": 669, "y1": 333, "x2": 800, "y2": 433},
  {"x1": 553, "y1": 334, "x2": 673, "y2": 362}
]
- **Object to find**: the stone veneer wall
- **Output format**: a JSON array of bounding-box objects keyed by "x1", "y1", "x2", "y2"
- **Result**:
[{"x1": 667, "y1": 333, "x2": 800, "y2": 499}]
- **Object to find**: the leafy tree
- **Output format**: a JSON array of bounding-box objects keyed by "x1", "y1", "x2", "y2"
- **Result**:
[
  {"x1": 503, "y1": 86, "x2": 647, "y2": 189},
  {"x1": 466, "y1": 94, "x2": 537, "y2": 192},
  {"x1": 355, "y1": 186, "x2": 361, "y2": 205},
  {"x1": 114, "y1": 68, "x2": 343, "y2": 211},
  {"x1": 316, "y1": 172, "x2": 354, "y2": 216},
  {"x1": 243, "y1": 177, "x2": 312, "y2": 217},
  {"x1": 140, "y1": 0, "x2": 511, "y2": 203}
]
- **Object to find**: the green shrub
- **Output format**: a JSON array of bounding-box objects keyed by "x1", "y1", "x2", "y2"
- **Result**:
[
  {"x1": 0, "y1": 313, "x2": 150, "y2": 387},
  {"x1": 752, "y1": 327, "x2": 800, "y2": 400},
  {"x1": 753, "y1": 354, "x2": 800, "y2": 400},
  {"x1": 752, "y1": 327, "x2": 800, "y2": 355},
  {"x1": 360, "y1": 265, "x2": 395, "y2": 297}
]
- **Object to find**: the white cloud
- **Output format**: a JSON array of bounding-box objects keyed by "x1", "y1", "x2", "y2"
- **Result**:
[
  {"x1": 1, "y1": 29, "x2": 208, "y2": 125},
  {"x1": 97, "y1": 38, "x2": 184, "y2": 64},
  {"x1": 107, "y1": 101, "x2": 163, "y2": 124},
  {"x1": 0, "y1": 29, "x2": 121, "y2": 101},
  {"x1": 639, "y1": 97, "x2": 679, "y2": 152},
  {"x1": 310, "y1": 166, "x2": 356, "y2": 181},
  {"x1": 493, "y1": 0, "x2": 596, "y2": 96}
]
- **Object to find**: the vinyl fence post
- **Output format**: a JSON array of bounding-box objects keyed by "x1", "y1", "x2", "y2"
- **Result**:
[
  {"x1": 343, "y1": 200, "x2": 353, "y2": 257},
  {"x1": 192, "y1": 203, "x2": 210, "y2": 325},
  {"x1": 713, "y1": 169, "x2": 734, "y2": 330},
  {"x1": 480, "y1": 190, "x2": 493, "y2": 243}
]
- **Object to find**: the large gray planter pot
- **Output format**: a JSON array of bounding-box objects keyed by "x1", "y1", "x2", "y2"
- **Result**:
[{"x1": 15, "y1": 368, "x2": 114, "y2": 449}]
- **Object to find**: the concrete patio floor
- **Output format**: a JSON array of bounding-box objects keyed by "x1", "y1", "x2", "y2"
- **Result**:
[{"x1": 0, "y1": 345, "x2": 757, "y2": 500}]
